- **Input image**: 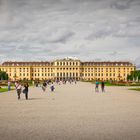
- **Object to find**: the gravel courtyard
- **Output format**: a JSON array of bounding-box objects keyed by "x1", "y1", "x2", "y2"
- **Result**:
[{"x1": 0, "y1": 82, "x2": 140, "y2": 140}]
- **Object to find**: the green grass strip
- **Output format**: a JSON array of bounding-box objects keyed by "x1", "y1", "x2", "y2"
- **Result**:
[{"x1": 129, "y1": 88, "x2": 140, "y2": 91}]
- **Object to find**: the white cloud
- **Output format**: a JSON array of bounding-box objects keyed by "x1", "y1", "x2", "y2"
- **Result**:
[{"x1": 0, "y1": 0, "x2": 140, "y2": 66}]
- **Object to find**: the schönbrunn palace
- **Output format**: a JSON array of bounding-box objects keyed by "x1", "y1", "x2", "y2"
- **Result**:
[{"x1": 0, "y1": 58, "x2": 135, "y2": 81}]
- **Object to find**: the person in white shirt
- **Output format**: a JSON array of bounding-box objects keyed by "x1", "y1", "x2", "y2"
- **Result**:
[{"x1": 15, "y1": 81, "x2": 22, "y2": 100}]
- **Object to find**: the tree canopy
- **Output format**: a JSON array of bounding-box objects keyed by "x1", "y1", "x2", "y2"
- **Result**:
[
  {"x1": 127, "y1": 70, "x2": 140, "y2": 82},
  {"x1": 0, "y1": 70, "x2": 8, "y2": 80}
]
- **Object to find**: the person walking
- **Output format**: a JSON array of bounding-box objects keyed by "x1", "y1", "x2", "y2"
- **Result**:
[
  {"x1": 95, "y1": 81, "x2": 99, "y2": 92},
  {"x1": 42, "y1": 81, "x2": 47, "y2": 92},
  {"x1": 15, "y1": 81, "x2": 22, "y2": 100},
  {"x1": 23, "y1": 83, "x2": 29, "y2": 100},
  {"x1": 36, "y1": 81, "x2": 39, "y2": 87},
  {"x1": 8, "y1": 81, "x2": 11, "y2": 91},
  {"x1": 101, "y1": 81, "x2": 105, "y2": 92},
  {"x1": 50, "y1": 82, "x2": 55, "y2": 92}
]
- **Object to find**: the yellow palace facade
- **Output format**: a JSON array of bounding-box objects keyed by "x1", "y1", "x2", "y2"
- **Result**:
[{"x1": 0, "y1": 58, "x2": 135, "y2": 81}]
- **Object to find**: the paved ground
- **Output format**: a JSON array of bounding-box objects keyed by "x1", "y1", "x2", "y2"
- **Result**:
[{"x1": 0, "y1": 82, "x2": 140, "y2": 140}]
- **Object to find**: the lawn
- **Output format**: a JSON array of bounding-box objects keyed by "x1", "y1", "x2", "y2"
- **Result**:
[
  {"x1": 0, "y1": 88, "x2": 9, "y2": 93},
  {"x1": 129, "y1": 88, "x2": 140, "y2": 91},
  {"x1": 0, "y1": 88, "x2": 14, "y2": 93}
]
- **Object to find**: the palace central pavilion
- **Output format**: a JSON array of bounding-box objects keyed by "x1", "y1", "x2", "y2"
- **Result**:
[{"x1": 0, "y1": 58, "x2": 135, "y2": 81}]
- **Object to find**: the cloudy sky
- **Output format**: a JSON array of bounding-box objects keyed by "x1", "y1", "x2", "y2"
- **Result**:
[{"x1": 0, "y1": 0, "x2": 140, "y2": 66}]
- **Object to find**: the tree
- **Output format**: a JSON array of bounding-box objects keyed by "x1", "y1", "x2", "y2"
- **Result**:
[
  {"x1": 0, "y1": 70, "x2": 8, "y2": 80},
  {"x1": 127, "y1": 70, "x2": 140, "y2": 82}
]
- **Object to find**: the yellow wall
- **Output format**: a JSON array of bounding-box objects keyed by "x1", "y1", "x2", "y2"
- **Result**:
[{"x1": 0, "y1": 59, "x2": 135, "y2": 81}]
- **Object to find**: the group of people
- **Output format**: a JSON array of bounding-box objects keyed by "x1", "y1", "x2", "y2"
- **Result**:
[
  {"x1": 7, "y1": 79, "x2": 105, "y2": 100},
  {"x1": 95, "y1": 81, "x2": 105, "y2": 93},
  {"x1": 35, "y1": 79, "x2": 77, "y2": 93},
  {"x1": 14, "y1": 80, "x2": 55, "y2": 100},
  {"x1": 56, "y1": 79, "x2": 77, "y2": 85},
  {"x1": 41, "y1": 81, "x2": 55, "y2": 92},
  {"x1": 15, "y1": 81, "x2": 29, "y2": 100}
]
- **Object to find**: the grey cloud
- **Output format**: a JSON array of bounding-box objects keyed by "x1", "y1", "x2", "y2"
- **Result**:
[
  {"x1": 86, "y1": 29, "x2": 113, "y2": 40},
  {"x1": 111, "y1": 0, "x2": 140, "y2": 10},
  {"x1": 135, "y1": 56, "x2": 140, "y2": 67},
  {"x1": 109, "y1": 51, "x2": 118, "y2": 56},
  {"x1": 111, "y1": 0, "x2": 131, "y2": 10},
  {"x1": 0, "y1": 0, "x2": 140, "y2": 64},
  {"x1": 46, "y1": 30, "x2": 74, "y2": 43}
]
